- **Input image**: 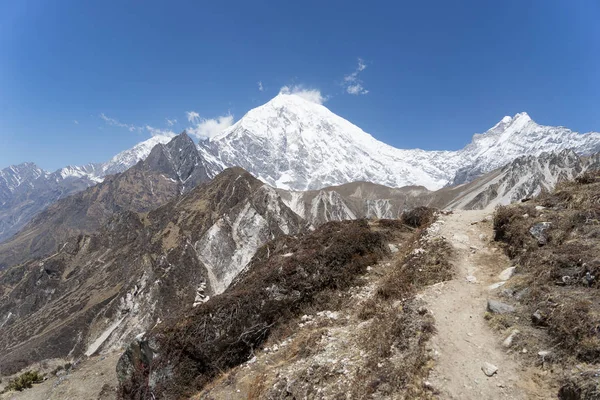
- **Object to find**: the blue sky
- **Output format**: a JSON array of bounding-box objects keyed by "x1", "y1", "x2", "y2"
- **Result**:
[{"x1": 1, "y1": 0, "x2": 599, "y2": 171}]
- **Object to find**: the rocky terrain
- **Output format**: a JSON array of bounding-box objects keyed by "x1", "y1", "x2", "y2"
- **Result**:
[
  {"x1": 0, "y1": 168, "x2": 304, "y2": 376},
  {"x1": 0, "y1": 132, "x2": 209, "y2": 270},
  {"x1": 490, "y1": 171, "x2": 600, "y2": 399},
  {"x1": 0, "y1": 136, "x2": 173, "y2": 243}
]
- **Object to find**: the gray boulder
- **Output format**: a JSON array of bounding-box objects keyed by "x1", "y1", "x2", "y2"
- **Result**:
[
  {"x1": 487, "y1": 299, "x2": 515, "y2": 314},
  {"x1": 529, "y1": 222, "x2": 552, "y2": 245}
]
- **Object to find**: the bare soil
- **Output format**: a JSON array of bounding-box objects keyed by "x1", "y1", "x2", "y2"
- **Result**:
[{"x1": 422, "y1": 209, "x2": 555, "y2": 399}]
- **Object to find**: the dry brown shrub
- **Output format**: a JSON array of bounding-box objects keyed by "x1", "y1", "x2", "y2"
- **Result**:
[
  {"x1": 119, "y1": 219, "x2": 399, "y2": 399},
  {"x1": 493, "y1": 171, "x2": 600, "y2": 397},
  {"x1": 401, "y1": 206, "x2": 436, "y2": 228}
]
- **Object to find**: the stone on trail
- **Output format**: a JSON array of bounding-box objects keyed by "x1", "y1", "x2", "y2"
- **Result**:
[
  {"x1": 502, "y1": 329, "x2": 520, "y2": 348},
  {"x1": 482, "y1": 362, "x2": 498, "y2": 377},
  {"x1": 498, "y1": 266, "x2": 516, "y2": 281},
  {"x1": 487, "y1": 299, "x2": 515, "y2": 314}
]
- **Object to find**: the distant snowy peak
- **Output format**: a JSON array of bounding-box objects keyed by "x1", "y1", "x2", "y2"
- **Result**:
[
  {"x1": 201, "y1": 93, "x2": 461, "y2": 191},
  {"x1": 101, "y1": 135, "x2": 174, "y2": 177},
  {"x1": 202, "y1": 94, "x2": 600, "y2": 191},
  {"x1": 0, "y1": 162, "x2": 46, "y2": 193},
  {"x1": 453, "y1": 112, "x2": 600, "y2": 185}
]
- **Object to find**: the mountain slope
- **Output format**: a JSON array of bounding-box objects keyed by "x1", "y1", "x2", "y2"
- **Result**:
[
  {"x1": 0, "y1": 164, "x2": 98, "y2": 242},
  {"x1": 0, "y1": 168, "x2": 304, "y2": 374},
  {"x1": 0, "y1": 133, "x2": 208, "y2": 270},
  {"x1": 274, "y1": 150, "x2": 600, "y2": 227},
  {"x1": 452, "y1": 112, "x2": 600, "y2": 184},
  {"x1": 0, "y1": 135, "x2": 173, "y2": 244}
]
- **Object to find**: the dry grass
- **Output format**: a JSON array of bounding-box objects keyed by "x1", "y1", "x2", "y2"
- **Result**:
[
  {"x1": 119, "y1": 219, "x2": 398, "y2": 399},
  {"x1": 493, "y1": 171, "x2": 600, "y2": 398},
  {"x1": 348, "y1": 214, "x2": 452, "y2": 399}
]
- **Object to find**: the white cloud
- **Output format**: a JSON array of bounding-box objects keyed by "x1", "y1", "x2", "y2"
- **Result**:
[
  {"x1": 343, "y1": 58, "x2": 369, "y2": 95},
  {"x1": 73, "y1": 120, "x2": 79, "y2": 125},
  {"x1": 346, "y1": 84, "x2": 369, "y2": 95},
  {"x1": 279, "y1": 85, "x2": 326, "y2": 105},
  {"x1": 100, "y1": 113, "x2": 141, "y2": 132},
  {"x1": 166, "y1": 118, "x2": 177, "y2": 126},
  {"x1": 258, "y1": 81, "x2": 264, "y2": 91},
  {"x1": 186, "y1": 111, "x2": 201, "y2": 124},
  {"x1": 145, "y1": 125, "x2": 176, "y2": 138},
  {"x1": 358, "y1": 58, "x2": 367, "y2": 72},
  {"x1": 187, "y1": 114, "x2": 234, "y2": 140}
]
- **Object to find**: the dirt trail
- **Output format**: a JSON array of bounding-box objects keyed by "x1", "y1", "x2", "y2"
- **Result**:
[{"x1": 422, "y1": 209, "x2": 552, "y2": 400}]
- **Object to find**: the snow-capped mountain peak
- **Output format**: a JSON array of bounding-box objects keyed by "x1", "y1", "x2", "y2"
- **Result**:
[
  {"x1": 452, "y1": 112, "x2": 600, "y2": 184},
  {"x1": 201, "y1": 93, "x2": 461, "y2": 191},
  {"x1": 101, "y1": 134, "x2": 174, "y2": 176}
]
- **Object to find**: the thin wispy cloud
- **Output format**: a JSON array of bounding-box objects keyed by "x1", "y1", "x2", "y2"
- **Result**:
[
  {"x1": 186, "y1": 113, "x2": 234, "y2": 140},
  {"x1": 186, "y1": 111, "x2": 201, "y2": 124},
  {"x1": 145, "y1": 126, "x2": 176, "y2": 137},
  {"x1": 279, "y1": 85, "x2": 327, "y2": 105},
  {"x1": 100, "y1": 113, "x2": 175, "y2": 137},
  {"x1": 100, "y1": 113, "x2": 140, "y2": 132},
  {"x1": 343, "y1": 58, "x2": 369, "y2": 95},
  {"x1": 73, "y1": 120, "x2": 79, "y2": 125},
  {"x1": 257, "y1": 81, "x2": 264, "y2": 92},
  {"x1": 166, "y1": 118, "x2": 177, "y2": 126}
]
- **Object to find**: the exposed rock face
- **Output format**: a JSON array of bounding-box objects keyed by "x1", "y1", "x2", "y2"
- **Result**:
[
  {"x1": 0, "y1": 168, "x2": 305, "y2": 374},
  {"x1": 0, "y1": 133, "x2": 209, "y2": 270},
  {"x1": 272, "y1": 150, "x2": 600, "y2": 227}
]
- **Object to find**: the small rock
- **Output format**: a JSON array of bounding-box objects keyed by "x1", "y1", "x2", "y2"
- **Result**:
[
  {"x1": 484, "y1": 215, "x2": 493, "y2": 222},
  {"x1": 529, "y1": 222, "x2": 552, "y2": 245},
  {"x1": 487, "y1": 299, "x2": 515, "y2": 314},
  {"x1": 502, "y1": 329, "x2": 520, "y2": 348},
  {"x1": 482, "y1": 362, "x2": 498, "y2": 377},
  {"x1": 498, "y1": 267, "x2": 516, "y2": 281},
  {"x1": 535, "y1": 205, "x2": 546, "y2": 211},
  {"x1": 522, "y1": 348, "x2": 528, "y2": 353},
  {"x1": 488, "y1": 282, "x2": 506, "y2": 290},
  {"x1": 513, "y1": 287, "x2": 530, "y2": 301},
  {"x1": 531, "y1": 309, "x2": 547, "y2": 326},
  {"x1": 479, "y1": 233, "x2": 488, "y2": 241},
  {"x1": 388, "y1": 244, "x2": 399, "y2": 253},
  {"x1": 538, "y1": 350, "x2": 552, "y2": 361},
  {"x1": 523, "y1": 213, "x2": 530, "y2": 218},
  {"x1": 466, "y1": 275, "x2": 477, "y2": 283}
]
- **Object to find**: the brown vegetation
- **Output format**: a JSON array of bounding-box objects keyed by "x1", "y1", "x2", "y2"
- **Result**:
[
  {"x1": 119, "y1": 208, "x2": 454, "y2": 399},
  {"x1": 119, "y1": 219, "x2": 393, "y2": 399},
  {"x1": 492, "y1": 171, "x2": 600, "y2": 399}
]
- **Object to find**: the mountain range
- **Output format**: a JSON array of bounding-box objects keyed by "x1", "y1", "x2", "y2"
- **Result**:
[
  {"x1": 1, "y1": 93, "x2": 600, "y2": 395},
  {"x1": 2, "y1": 94, "x2": 600, "y2": 245}
]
